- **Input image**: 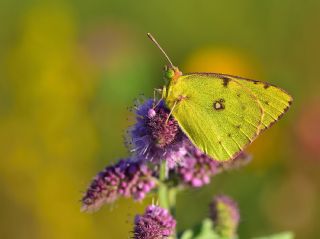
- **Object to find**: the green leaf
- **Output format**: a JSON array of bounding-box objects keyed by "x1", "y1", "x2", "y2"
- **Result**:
[
  {"x1": 180, "y1": 230, "x2": 194, "y2": 239},
  {"x1": 193, "y1": 219, "x2": 220, "y2": 239},
  {"x1": 253, "y1": 231, "x2": 294, "y2": 239},
  {"x1": 179, "y1": 218, "x2": 222, "y2": 239}
]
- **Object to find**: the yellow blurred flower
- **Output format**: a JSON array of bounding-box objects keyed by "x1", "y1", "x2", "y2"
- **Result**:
[{"x1": 184, "y1": 46, "x2": 260, "y2": 78}]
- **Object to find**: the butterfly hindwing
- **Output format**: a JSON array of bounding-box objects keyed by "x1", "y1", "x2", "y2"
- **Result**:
[{"x1": 165, "y1": 74, "x2": 264, "y2": 161}]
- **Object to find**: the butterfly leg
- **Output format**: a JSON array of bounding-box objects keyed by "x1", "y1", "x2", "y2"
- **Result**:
[
  {"x1": 165, "y1": 95, "x2": 189, "y2": 123},
  {"x1": 165, "y1": 100, "x2": 178, "y2": 124},
  {"x1": 153, "y1": 88, "x2": 163, "y2": 101},
  {"x1": 153, "y1": 88, "x2": 164, "y2": 108}
]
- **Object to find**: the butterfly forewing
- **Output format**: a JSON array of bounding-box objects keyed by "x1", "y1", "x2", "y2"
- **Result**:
[
  {"x1": 165, "y1": 73, "x2": 292, "y2": 161},
  {"x1": 229, "y1": 75, "x2": 293, "y2": 131},
  {"x1": 165, "y1": 74, "x2": 264, "y2": 161}
]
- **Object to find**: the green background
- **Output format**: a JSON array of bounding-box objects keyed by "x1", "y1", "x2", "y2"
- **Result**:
[{"x1": 1, "y1": 0, "x2": 320, "y2": 238}]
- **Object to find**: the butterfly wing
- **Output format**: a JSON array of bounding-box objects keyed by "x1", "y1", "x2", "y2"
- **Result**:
[
  {"x1": 228, "y1": 74, "x2": 293, "y2": 131},
  {"x1": 164, "y1": 73, "x2": 292, "y2": 161}
]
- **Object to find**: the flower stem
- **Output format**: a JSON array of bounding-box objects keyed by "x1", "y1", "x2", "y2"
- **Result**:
[
  {"x1": 158, "y1": 160, "x2": 170, "y2": 210},
  {"x1": 158, "y1": 161, "x2": 178, "y2": 239},
  {"x1": 168, "y1": 188, "x2": 177, "y2": 218}
]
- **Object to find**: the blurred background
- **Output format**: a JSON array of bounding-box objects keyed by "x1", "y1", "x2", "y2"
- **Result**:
[{"x1": 1, "y1": 0, "x2": 320, "y2": 238}]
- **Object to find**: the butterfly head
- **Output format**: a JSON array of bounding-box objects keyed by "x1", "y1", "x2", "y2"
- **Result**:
[{"x1": 163, "y1": 65, "x2": 182, "y2": 83}]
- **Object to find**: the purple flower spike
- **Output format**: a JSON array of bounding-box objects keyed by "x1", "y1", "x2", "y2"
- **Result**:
[
  {"x1": 209, "y1": 195, "x2": 240, "y2": 238},
  {"x1": 177, "y1": 142, "x2": 220, "y2": 187},
  {"x1": 128, "y1": 99, "x2": 187, "y2": 168},
  {"x1": 81, "y1": 159, "x2": 156, "y2": 212},
  {"x1": 134, "y1": 205, "x2": 176, "y2": 239}
]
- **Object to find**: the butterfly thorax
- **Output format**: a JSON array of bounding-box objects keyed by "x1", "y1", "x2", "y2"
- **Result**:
[{"x1": 162, "y1": 65, "x2": 182, "y2": 100}]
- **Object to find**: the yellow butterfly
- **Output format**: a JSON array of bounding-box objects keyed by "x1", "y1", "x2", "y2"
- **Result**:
[{"x1": 148, "y1": 33, "x2": 293, "y2": 161}]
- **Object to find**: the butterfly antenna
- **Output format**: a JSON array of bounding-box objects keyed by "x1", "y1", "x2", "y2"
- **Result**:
[{"x1": 147, "y1": 33, "x2": 174, "y2": 68}]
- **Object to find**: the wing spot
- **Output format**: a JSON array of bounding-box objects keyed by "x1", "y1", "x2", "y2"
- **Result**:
[
  {"x1": 265, "y1": 101, "x2": 269, "y2": 105},
  {"x1": 283, "y1": 105, "x2": 290, "y2": 114},
  {"x1": 237, "y1": 93, "x2": 241, "y2": 97},
  {"x1": 227, "y1": 133, "x2": 231, "y2": 137},
  {"x1": 222, "y1": 77, "x2": 230, "y2": 87},
  {"x1": 236, "y1": 125, "x2": 241, "y2": 129},
  {"x1": 213, "y1": 99, "x2": 225, "y2": 111}
]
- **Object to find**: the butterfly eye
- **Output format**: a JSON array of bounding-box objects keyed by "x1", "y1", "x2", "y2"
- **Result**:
[{"x1": 164, "y1": 68, "x2": 175, "y2": 80}]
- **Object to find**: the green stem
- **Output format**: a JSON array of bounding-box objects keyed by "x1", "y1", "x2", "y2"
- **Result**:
[
  {"x1": 158, "y1": 161, "x2": 178, "y2": 239},
  {"x1": 168, "y1": 188, "x2": 177, "y2": 218},
  {"x1": 158, "y1": 160, "x2": 169, "y2": 209}
]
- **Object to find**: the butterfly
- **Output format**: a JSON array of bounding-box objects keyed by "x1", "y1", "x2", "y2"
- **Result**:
[{"x1": 147, "y1": 33, "x2": 293, "y2": 161}]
